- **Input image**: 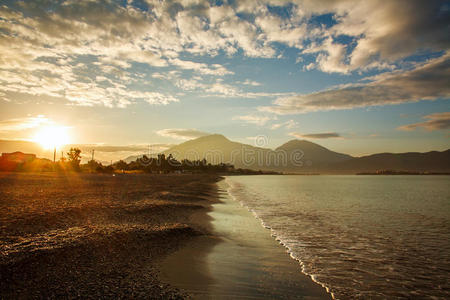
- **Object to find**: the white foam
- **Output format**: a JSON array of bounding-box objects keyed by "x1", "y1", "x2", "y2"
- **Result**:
[{"x1": 223, "y1": 177, "x2": 335, "y2": 299}]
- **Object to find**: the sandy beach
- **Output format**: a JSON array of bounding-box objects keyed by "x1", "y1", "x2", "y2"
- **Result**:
[{"x1": 0, "y1": 172, "x2": 220, "y2": 298}]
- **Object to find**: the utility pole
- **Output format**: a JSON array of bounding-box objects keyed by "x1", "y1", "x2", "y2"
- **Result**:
[{"x1": 53, "y1": 147, "x2": 56, "y2": 163}]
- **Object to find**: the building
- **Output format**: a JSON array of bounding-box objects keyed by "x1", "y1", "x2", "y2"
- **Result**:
[{"x1": 1, "y1": 152, "x2": 36, "y2": 163}]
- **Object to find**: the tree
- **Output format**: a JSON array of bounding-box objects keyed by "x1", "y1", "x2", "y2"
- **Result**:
[
  {"x1": 114, "y1": 160, "x2": 128, "y2": 171},
  {"x1": 67, "y1": 148, "x2": 82, "y2": 170},
  {"x1": 87, "y1": 159, "x2": 101, "y2": 172}
]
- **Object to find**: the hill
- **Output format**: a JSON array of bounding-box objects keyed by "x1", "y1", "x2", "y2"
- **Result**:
[
  {"x1": 163, "y1": 135, "x2": 450, "y2": 173},
  {"x1": 163, "y1": 134, "x2": 353, "y2": 171},
  {"x1": 276, "y1": 139, "x2": 352, "y2": 170},
  {"x1": 163, "y1": 134, "x2": 273, "y2": 170},
  {"x1": 334, "y1": 150, "x2": 450, "y2": 173}
]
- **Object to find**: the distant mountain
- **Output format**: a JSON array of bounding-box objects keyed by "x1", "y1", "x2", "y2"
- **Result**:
[
  {"x1": 162, "y1": 135, "x2": 450, "y2": 173},
  {"x1": 163, "y1": 134, "x2": 273, "y2": 169},
  {"x1": 334, "y1": 150, "x2": 450, "y2": 173},
  {"x1": 163, "y1": 134, "x2": 352, "y2": 171},
  {"x1": 276, "y1": 140, "x2": 352, "y2": 170}
]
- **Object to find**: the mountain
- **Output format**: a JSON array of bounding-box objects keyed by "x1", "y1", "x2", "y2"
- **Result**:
[
  {"x1": 162, "y1": 135, "x2": 450, "y2": 173},
  {"x1": 276, "y1": 140, "x2": 352, "y2": 170},
  {"x1": 163, "y1": 134, "x2": 273, "y2": 170},
  {"x1": 334, "y1": 150, "x2": 450, "y2": 173},
  {"x1": 163, "y1": 134, "x2": 352, "y2": 171}
]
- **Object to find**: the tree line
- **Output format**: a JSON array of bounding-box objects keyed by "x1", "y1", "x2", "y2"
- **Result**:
[
  {"x1": 1, "y1": 148, "x2": 278, "y2": 174},
  {"x1": 89, "y1": 153, "x2": 234, "y2": 173}
]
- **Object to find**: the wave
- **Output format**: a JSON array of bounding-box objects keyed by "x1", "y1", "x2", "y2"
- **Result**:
[
  {"x1": 223, "y1": 175, "x2": 450, "y2": 299},
  {"x1": 224, "y1": 177, "x2": 335, "y2": 299}
]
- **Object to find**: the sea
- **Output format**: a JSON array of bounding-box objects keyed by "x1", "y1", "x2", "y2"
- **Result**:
[{"x1": 225, "y1": 175, "x2": 450, "y2": 299}]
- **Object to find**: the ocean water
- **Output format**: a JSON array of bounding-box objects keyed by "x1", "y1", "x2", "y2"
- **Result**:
[{"x1": 225, "y1": 175, "x2": 450, "y2": 299}]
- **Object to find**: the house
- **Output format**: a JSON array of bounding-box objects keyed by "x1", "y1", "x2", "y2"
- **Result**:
[{"x1": 1, "y1": 152, "x2": 36, "y2": 163}]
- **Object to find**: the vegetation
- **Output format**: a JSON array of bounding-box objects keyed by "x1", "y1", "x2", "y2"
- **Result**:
[
  {"x1": 96, "y1": 154, "x2": 235, "y2": 174},
  {"x1": 66, "y1": 147, "x2": 82, "y2": 170},
  {"x1": 0, "y1": 149, "x2": 278, "y2": 174}
]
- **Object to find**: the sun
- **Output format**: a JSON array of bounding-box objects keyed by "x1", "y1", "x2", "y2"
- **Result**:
[{"x1": 34, "y1": 125, "x2": 70, "y2": 150}]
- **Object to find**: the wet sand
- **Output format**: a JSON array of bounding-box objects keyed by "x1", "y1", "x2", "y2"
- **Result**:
[
  {"x1": 0, "y1": 172, "x2": 220, "y2": 299},
  {"x1": 160, "y1": 180, "x2": 331, "y2": 299}
]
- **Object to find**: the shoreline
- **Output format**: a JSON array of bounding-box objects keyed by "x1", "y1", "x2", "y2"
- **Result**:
[
  {"x1": 225, "y1": 177, "x2": 335, "y2": 299},
  {"x1": 159, "y1": 177, "x2": 331, "y2": 299}
]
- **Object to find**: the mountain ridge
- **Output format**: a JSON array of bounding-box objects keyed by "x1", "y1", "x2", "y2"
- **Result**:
[
  {"x1": 160, "y1": 134, "x2": 450, "y2": 173},
  {"x1": 1, "y1": 136, "x2": 449, "y2": 173}
]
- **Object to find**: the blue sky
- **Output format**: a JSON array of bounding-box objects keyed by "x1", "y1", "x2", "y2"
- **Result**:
[{"x1": 0, "y1": 0, "x2": 448, "y2": 160}]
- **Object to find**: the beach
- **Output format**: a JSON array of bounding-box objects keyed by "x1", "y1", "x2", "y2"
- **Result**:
[
  {"x1": 0, "y1": 172, "x2": 220, "y2": 298},
  {"x1": 1, "y1": 172, "x2": 333, "y2": 299}
]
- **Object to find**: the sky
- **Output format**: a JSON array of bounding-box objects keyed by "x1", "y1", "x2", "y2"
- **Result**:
[{"x1": 0, "y1": 0, "x2": 449, "y2": 160}]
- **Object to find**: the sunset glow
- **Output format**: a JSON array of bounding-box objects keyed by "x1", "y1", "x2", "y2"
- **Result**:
[
  {"x1": 0, "y1": 0, "x2": 448, "y2": 159},
  {"x1": 33, "y1": 126, "x2": 70, "y2": 150}
]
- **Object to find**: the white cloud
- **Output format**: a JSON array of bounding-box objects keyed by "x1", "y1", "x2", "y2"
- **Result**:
[
  {"x1": 233, "y1": 114, "x2": 277, "y2": 126},
  {"x1": 156, "y1": 128, "x2": 210, "y2": 140},
  {"x1": 289, "y1": 132, "x2": 341, "y2": 139},
  {"x1": 303, "y1": 38, "x2": 350, "y2": 74},
  {"x1": 169, "y1": 58, "x2": 233, "y2": 76},
  {"x1": 271, "y1": 119, "x2": 298, "y2": 130},
  {"x1": 0, "y1": 116, "x2": 51, "y2": 131},
  {"x1": 240, "y1": 79, "x2": 261, "y2": 86}
]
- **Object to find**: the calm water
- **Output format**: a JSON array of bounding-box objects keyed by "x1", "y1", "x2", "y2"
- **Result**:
[{"x1": 225, "y1": 175, "x2": 450, "y2": 299}]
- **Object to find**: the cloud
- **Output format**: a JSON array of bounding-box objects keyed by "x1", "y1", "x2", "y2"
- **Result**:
[
  {"x1": 271, "y1": 119, "x2": 298, "y2": 130},
  {"x1": 72, "y1": 145, "x2": 147, "y2": 153},
  {"x1": 156, "y1": 128, "x2": 210, "y2": 140},
  {"x1": 175, "y1": 76, "x2": 295, "y2": 99},
  {"x1": 302, "y1": 38, "x2": 350, "y2": 74},
  {"x1": 261, "y1": 53, "x2": 450, "y2": 114},
  {"x1": 0, "y1": 115, "x2": 51, "y2": 131},
  {"x1": 397, "y1": 112, "x2": 450, "y2": 131},
  {"x1": 169, "y1": 59, "x2": 233, "y2": 76},
  {"x1": 298, "y1": 0, "x2": 449, "y2": 73},
  {"x1": 240, "y1": 79, "x2": 261, "y2": 86},
  {"x1": 289, "y1": 132, "x2": 341, "y2": 139},
  {"x1": 233, "y1": 114, "x2": 277, "y2": 126},
  {"x1": 175, "y1": 77, "x2": 240, "y2": 96},
  {"x1": 1, "y1": 0, "x2": 448, "y2": 107}
]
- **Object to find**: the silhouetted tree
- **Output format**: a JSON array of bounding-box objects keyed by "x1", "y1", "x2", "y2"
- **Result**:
[
  {"x1": 114, "y1": 160, "x2": 128, "y2": 171},
  {"x1": 67, "y1": 148, "x2": 82, "y2": 170},
  {"x1": 87, "y1": 159, "x2": 101, "y2": 172}
]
